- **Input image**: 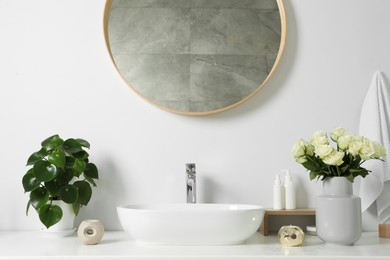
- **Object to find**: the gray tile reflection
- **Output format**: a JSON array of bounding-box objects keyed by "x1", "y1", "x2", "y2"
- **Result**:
[
  {"x1": 190, "y1": 0, "x2": 277, "y2": 9},
  {"x1": 190, "y1": 8, "x2": 280, "y2": 55},
  {"x1": 190, "y1": 55, "x2": 271, "y2": 102},
  {"x1": 108, "y1": 8, "x2": 190, "y2": 55},
  {"x1": 259, "y1": 9, "x2": 281, "y2": 36},
  {"x1": 113, "y1": 54, "x2": 190, "y2": 101},
  {"x1": 112, "y1": 0, "x2": 277, "y2": 9},
  {"x1": 111, "y1": 0, "x2": 190, "y2": 8},
  {"x1": 155, "y1": 101, "x2": 191, "y2": 112},
  {"x1": 189, "y1": 99, "x2": 242, "y2": 112}
]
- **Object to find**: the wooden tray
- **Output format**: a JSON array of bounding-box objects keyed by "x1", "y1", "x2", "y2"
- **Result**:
[{"x1": 259, "y1": 208, "x2": 315, "y2": 236}]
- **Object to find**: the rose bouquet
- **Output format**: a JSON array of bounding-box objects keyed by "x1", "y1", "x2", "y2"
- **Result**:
[{"x1": 291, "y1": 127, "x2": 386, "y2": 182}]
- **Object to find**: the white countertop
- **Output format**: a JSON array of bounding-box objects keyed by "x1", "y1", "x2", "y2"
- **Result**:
[{"x1": 0, "y1": 231, "x2": 389, "y2": 260}]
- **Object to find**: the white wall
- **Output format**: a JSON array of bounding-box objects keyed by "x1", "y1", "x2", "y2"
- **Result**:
[{"x1": 1, "y1": 0, "x2": 390, "y2": 231}]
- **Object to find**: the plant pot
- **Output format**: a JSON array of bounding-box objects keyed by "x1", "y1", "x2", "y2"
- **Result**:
[
  {"x1": 316, "y1": 177, "x2": 362, "y2": 245},
  {"x1": 40, "y1": 200, "x2": 75, "y2": 235}
]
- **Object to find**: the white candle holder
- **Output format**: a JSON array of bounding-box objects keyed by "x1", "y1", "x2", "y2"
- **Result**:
[{"x1": 77, "y1": 219, "x2": 104, "y2": 245}]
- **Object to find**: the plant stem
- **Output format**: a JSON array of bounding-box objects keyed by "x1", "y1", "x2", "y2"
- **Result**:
[{"x1": 327, "y1": 165, "x2": 332, "y2": 176}]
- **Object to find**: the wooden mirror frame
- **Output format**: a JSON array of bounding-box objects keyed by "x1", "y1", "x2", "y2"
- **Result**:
[{"x1": 103, "y1": 0, "x2": 287, "y2": 116}]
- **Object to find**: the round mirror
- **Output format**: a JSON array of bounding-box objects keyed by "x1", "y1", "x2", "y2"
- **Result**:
[{"x1": 104, "y1": 0, "x2": 286, "y2": 115}]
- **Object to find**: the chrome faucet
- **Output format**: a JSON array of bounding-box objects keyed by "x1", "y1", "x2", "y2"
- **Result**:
[{"x1": 186, "y1": 163, "x2": 196, "y2": 203}]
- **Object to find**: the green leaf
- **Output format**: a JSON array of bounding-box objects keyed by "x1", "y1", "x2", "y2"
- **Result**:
[
  {"x1": 350, "y1": 156, "x2": 362, "y2": 168},
  {"x1": 73, "y1": 181, "x2": 92, "y2": 206},
  {"x1": 309, "y1": 171, "x2": 318, "y2": 181},
  {"x1": 59, "y1": 185, "x2": 78, "y2": 204},
  {"x1": 84, "y1": 163, "x2": 98, "y2": 179},
  {"x1": 346, "y1": 174, "x2": 354, "y2": 183},
  {"x1": 73, "y1": 159, "x2": 86, "y2": 174},
  {"x1": 22, "y1": 169, "x2": 41, "y2": 192},
  {"x1": 41, "y1": 135, "x2": 64, "y2": 152},
  {"x1": 303, "y1": 161, "x2": 320, "y2": 172},
  {"x1": 85, "y1": 176, "x2": 97, "y2": 187},
  {"x1": 30, "y1": 187, "x2": 49, "y2": 210},
  {"x1": 62, "y1": 139, "x2": 82, "y2": 154},
  {"x1": 44, "y1": 180, "x2": 60, "y2": 196},
  {"x1": 57, "y1": 169, "x2": 74, "y2": 185},
  {"x1": 65, "y1": 157, "x2": 75, "y2": 169},
  {"x1": 349, "y1": 168, "x2": 365, "y2": 179},
  {"x1": 340, "y1": 165, "x2": 349, "y2": 174},
  {"x1": 26, "y1": 148, "x2": 48, "y2": 166},
  {"x1": 76, "y1": 138, "x2": 90, "y2": 149},
  {"x1": 72, "y1": 203, "x2": 80, "y2": 215},
  {"x1": 73, "y1": 150, "x2": 89, "y2": 160},
  {"x1": 26, "y1": 200, "x2": 31, "y2": 216},
  {"x1": 33, "y1": 161, "x2": 58, "y2": 182},
  {"x1": 39, "y1": 204, "x2": 63, "y2": 229},
  {"x1": 350, "y1": 168, "x2": 364, "y2": 173},
  {"x1": 47, "y1": 149, "x2": 66, "y2": 169}
]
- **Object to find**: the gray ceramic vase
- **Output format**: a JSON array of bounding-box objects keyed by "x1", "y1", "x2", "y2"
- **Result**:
[{"x1": 316, "y1": 177, "x2": 362, "y2": 245}]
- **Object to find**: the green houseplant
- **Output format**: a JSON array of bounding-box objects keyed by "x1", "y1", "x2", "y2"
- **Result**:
[{"x1": 22, "y1": 134, "x2": 99, "y2": 229}]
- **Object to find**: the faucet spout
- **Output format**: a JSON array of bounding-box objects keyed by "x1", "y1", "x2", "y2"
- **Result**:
[{"x1": 186, "y1": 163, "x2": 196, "y2": 203}]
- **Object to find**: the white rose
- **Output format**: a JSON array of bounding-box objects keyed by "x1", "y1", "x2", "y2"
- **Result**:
[
  {"x1": 323, "y1": 150, "x2": 344, "y2": 166},
  {"x1": 315, "y1": 144, "x2": 334, "y2": 159},
  {"x1": 372, "y1": 141, "x2": 387, "y2": 158},
  {"x1": 292, "y1": 139, "x2": 314, "y2": 157},
  {"x1": 291, "y1": 140, "x2": 306, "y2": 159},
  {"x1": 310, "y1": 131, "x2": 329, "y2": 146},
  {"x1": 348, "y1": 139, "x2": 363, "y2": 156},
  {"x1": 331, "y1": 127, "x2": 348, "y2": 142},
  {"x1": 296, "y1": 156, "x2": 307, "y2": 164},
  {"x1": 305, "y1": 143, "x2": 315, "y2": 156},
  {"x1": 337, "y1": 135, "x2": 352, "y2": 150},
  {"x1": 359, "y1": 138, "x2": 375, "y2": 160}
]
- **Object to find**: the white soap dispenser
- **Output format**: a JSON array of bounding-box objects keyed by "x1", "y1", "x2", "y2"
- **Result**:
[
  {"x1": 282, "y1": 170, "x2": 296, "y2": 210},
  {"x1": 273, "y1": 174, "x2": 284, "y2": 210}
]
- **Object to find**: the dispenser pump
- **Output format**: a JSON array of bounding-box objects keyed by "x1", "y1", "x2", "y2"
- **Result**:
[
  {"x1": 275, "y1": 174, "x2": 282, "y2": 185},
  {"x1": 284, "y1": 170, "x2": 292, "y2": 184}
]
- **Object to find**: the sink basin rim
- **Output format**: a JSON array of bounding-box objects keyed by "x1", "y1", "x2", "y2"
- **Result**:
[
  {"x1": 118, "y1": 203, "x2": 264, "y2": 212},
  {"x1": 117, "y1": 203, "x2": 265, "y2": 245}
]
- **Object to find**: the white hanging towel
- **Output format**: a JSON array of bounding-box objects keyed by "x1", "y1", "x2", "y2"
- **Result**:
[{"x1": 359, "y1": 71, "x2": 390, "y2": 224}]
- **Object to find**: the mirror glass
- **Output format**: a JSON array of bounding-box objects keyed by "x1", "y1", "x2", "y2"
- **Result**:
[{"x1": 104, "y1": 0, "x2": 286, "y2": 115}]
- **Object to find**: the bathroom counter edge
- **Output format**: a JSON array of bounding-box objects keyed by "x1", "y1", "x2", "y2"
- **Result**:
[{"x1": 0, "y1": 231, "x2": 388, "y2": 260}]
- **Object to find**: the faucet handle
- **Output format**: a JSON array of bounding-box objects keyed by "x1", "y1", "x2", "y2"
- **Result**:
[{"x1": 186, "y1": 163, "x2": 196, "y2": 174}]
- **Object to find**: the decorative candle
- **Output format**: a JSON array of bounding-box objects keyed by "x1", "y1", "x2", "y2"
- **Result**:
[
  {"x1": 77, "y1": 219, "x2": 104, "y2": 245},
  {"x1": 278, "y1": 225, "x2": 304, "y2": 247}
]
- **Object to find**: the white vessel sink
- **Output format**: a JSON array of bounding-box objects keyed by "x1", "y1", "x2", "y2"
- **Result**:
[{"x1": 117, "y1": 203, "x2": 264, "y2": 245}]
